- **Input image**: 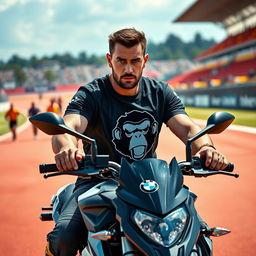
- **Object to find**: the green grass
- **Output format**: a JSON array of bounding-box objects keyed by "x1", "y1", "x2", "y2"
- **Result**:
[
  {"x1": 186, "y1": 107, "x2": 256, "y2": 127},
  {"x1": 0, "y1": 112, "x2": 27, "y2": 135}
]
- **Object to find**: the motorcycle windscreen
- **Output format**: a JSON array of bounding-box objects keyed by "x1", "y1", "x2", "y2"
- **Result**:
[{"x1": 117, "y1": 157, "x2": 189, "y2": 215}]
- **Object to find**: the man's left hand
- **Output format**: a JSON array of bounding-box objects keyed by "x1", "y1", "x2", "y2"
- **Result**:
[{"x1": 198, "y1": 146, "x2": 228, "y2": 170}]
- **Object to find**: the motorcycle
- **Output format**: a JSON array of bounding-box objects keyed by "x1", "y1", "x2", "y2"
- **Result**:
[{"x1": 30, "y1": 111, "x2": 239, "y2": 256}]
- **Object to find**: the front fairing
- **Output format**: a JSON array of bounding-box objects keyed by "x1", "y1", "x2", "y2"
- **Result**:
[
  {"x1": 117, "y1": 157, "x2": 188, "y2": 214},
  {"x1": 114, "y1": 157, "x2": 201, "y2": 255},
  {"x1": 114, "y1": 195, "x2": 200, "y2": 255}
]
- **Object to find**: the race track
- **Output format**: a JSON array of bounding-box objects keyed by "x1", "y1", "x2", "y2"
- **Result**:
[{"x1": 0, "y1": 92, "x2": 255, "y2": 255}]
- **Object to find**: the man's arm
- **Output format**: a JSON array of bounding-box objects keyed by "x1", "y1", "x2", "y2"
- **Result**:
[
  {"x1": 52, "y1": 114, "x2": 88, "y2": 171},
  {"x1": 167, "y1": 114, "x2": 228, "y2": 170}
]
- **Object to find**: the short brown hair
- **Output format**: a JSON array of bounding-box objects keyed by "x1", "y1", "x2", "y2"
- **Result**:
[{"x1": 108, "y1": 28, "x2": 147, "y2": 55}]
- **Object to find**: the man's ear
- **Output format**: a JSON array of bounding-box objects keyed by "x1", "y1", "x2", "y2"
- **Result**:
[
  {"x1": 106, "y1": 53, "x2": 112, "y2": 68},
  {"x1": 143, "y1": 54, "x2": 149, "y2": 68}
]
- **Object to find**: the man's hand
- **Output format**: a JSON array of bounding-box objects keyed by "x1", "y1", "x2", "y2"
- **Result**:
[
  {"x1": 51, "y1": 114, "x2": 88, "y2": 172},
  {"x1": 54, "y1": 147, "x2": 85, "y2": 172},
  {"x1": 198, "y1": 145, "x2": 228, "y2": 170}
]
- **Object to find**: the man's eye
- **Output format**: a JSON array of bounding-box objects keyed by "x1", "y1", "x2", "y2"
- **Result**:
[
  {"x1": 118, "y1": 59, "x2": 126, "y2": 63},
  {"x1": 132, "y1": 59, "x2": 141, "y2": 64}
]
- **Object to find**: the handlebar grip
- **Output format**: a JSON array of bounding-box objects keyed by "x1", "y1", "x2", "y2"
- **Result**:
[
  {"x1": 199, "y1": 157, "x2": 234, "y2": 172},
  {"x1": 39, "y1": 164, "x2": 58, "y2": 173},
  {"x1": 223, "y1": 163, "x2": 234, "y2": 172},
  {"x1": 39, "y1": 160, "x2": 85, "y2": 174}
]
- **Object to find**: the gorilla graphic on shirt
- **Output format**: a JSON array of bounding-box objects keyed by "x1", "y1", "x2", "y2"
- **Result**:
[{"x1": 112, "y1": 110, "x2": 158, "y2": 161}]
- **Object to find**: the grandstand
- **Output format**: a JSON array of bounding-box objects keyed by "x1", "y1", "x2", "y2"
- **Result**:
[
  {"x1": 168, "y1": 0, "x2": 256, "y2": 89},
  {"x1": 167, "y1": 0, "x2": 256, "y2": 110}
]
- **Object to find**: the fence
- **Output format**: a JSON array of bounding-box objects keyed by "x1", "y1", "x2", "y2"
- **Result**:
[{"x1": 175, "y1": 84, "x2": 256, "y2": 110}]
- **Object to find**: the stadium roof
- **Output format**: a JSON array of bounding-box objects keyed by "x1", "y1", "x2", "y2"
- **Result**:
[
  {"x1": 174, "y1": 0, "x2": 256, "y2": 23},
  {"x1": 174, "y1": 0, "x2": 256, "y2": 60}
]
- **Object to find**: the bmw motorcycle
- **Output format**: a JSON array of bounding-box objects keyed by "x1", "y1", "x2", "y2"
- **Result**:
[{"x1": 30, "y1": 111, "x2": 239, "y2": 256}]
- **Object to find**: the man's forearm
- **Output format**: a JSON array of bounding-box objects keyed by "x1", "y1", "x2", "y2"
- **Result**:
[
  {"x1": 191, "y1": 134, "x2": 214, "y2": 155},
  {"x1": 180, "y1": 118, "x2": 214, "y2": 155}
]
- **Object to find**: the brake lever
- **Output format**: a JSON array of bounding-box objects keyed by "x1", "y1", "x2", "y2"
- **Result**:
[
  {"x1": 43, "y1": 168, "x2": 101, "y2": 179},
  {"x1": 192, "y1": 168, "x2": 239, "y2": 178}
]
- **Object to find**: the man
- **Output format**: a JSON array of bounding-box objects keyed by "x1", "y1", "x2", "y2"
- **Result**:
[
  {"x1": 5, "y1": 103, "x2": 20, "y2": 141},
  {"x1": 46, "y1": 28, "x2": 228, "y2": 256},
  {"x1": 28, "y1": 101, "x2": 40, "y2": 139},
  {"x1": 57, "y1": 96, "x2": 63, "y2": 114},
  {"x1": 47, "y1": 98, "x2": 60, "y2": 115}
]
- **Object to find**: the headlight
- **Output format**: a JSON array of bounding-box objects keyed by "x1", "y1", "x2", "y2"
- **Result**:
[{"x1": 133, "y1": 207, "x2": 188, "y2": 247}]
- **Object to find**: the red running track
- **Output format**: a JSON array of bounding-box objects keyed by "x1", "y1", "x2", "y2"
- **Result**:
[{"x1": 0, "y1": 93, "x2": 255, "y2": 255}]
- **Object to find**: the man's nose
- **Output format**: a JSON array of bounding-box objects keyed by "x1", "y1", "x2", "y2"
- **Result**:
[{"x1": 124, "y1": 63, "x2": 133, "y2": 73}]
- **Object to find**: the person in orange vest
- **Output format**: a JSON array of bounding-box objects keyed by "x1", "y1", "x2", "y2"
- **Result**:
[
  {"x1": 47, "y1": 98, "x2": 60, "y2": 115},
  {"x1": 5, "y1": 103, "x2": 20, "y2": 141}
]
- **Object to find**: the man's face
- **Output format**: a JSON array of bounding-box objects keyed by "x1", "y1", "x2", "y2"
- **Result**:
[{"x1": 106, "y1": 43, "x2": 148, "y2": 90}]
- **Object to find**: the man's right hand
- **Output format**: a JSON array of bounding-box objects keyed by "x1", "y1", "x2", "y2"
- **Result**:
[
  {"x1": 51, "y1": 114, "x2": 88, "y2": 172},
  {"x1": 54, "y1": 147, "x2": 85, "y2": 172}
]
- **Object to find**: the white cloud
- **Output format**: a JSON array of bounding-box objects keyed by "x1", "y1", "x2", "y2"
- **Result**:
[
  {"x1": 46, "y1": 8, "x2": 54, "y2": 18},
  {"x1": 0, "y1": 0, "x2": 30, "y2": 11},
  {"x1": 15, "y1": 21, "x2": 33, "y2": 43}
]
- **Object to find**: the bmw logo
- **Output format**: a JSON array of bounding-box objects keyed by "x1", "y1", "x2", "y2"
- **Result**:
[{"x1": 140, "y1": 180, "x2": 159, "y2": 193}]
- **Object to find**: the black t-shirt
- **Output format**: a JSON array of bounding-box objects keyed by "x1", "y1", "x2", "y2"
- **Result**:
[{"x1": 65, "y1": 75, "x2": 186, "y2": 164}]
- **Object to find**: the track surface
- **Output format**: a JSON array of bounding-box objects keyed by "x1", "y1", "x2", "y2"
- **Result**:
[{"x1": 0, "y1": 93, "x2": 255, "y2": 255}]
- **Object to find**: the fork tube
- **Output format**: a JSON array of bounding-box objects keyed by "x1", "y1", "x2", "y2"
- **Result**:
[{"x1": 120, "y1": 227, "x2": 139, "y2": 256}]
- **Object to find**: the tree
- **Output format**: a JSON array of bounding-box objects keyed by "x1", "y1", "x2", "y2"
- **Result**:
[
  {"x1": 166, "y1": 34, "x2": 184, "y2": 54},
  {"x1": 29, "y1": 55, "x2": 40, "y2": 69},
  {"x1": 87, "y1": 54, "x2": 106, "y2": 66},
  {"x1": 0, "y1": 60, "x2": 4, "y2": 69},
  {"x1": 194, "y1": 33, "x2": 203, "y2": 48},
  {"x1": 13, "y1": 65, "x2": 27, "y2": 87},
  {"x1": 78, "y1": 51, "x2": 88, "y2": 65},
  {"x1": 61, "y1": 53, "x2": 78, "y2": 66},
  {"x1": 154, "y1": 46, "x2": 173, "y2": 60},
  {"x1": 44, "y1": 69, "x2": 56, "y2": 85},
  {"x1": 7, "y1": 54, "x2": 28, "y2": 67},
  {"x1": 0, "y1": 32, "x2": 217, "y2": 68}
]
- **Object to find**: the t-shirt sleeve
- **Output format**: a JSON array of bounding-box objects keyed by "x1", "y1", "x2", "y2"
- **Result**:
[
  {"x1": 163, "y1": 83, "x2": 187, "y2": 124},
  {"x1": 64, "y1": 86, "x2": 96, "y2": 122}
]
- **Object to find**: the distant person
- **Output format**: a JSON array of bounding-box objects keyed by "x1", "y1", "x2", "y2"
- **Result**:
[
  {"x1": 0, "y1": 88, "x2": 8, "y2": 102},
  {"x1": 46, "y1": 98, "x2": 60, "y2": 115},
  {"x1": 28, "y1": 102, "x2": 40, "y2": 139},
  {"x1": 5, "y1": 103, "x2": 20, "y2": 141},
  {"x1": 38, "y1": 92, "x2": 43, "y2": 100},
  {"x1": 248, "y1": 68, "x2": 256, "y2": 81},
  {"x1": 57, "y1": 96, "x2": 63, "y2": 114}
]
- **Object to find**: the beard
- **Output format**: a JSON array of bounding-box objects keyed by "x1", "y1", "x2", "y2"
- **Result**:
[{"x1": 112, "y1": 69, "x2": 143, "y2": 90}]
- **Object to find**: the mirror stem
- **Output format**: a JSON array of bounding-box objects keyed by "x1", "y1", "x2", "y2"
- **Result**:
[
  {"x1": 91, "y1": 142, "x2": 98, "y2": 162},
  {"x1": 186, "y1": 141, "x2": 192, "y2": 162}
]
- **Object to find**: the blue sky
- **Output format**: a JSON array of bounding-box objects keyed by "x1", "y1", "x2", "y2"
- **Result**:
[{"x1": 0, "y1": 0, "x2": 226, "y2": 62}]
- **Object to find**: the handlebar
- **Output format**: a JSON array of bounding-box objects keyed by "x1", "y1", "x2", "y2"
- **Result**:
[
  {"x1": 179, "y1": 157, "x2": 239, "y2": 178},
  {"x1": 39, "y1": 156, "x2": 238, "y2": 179},
  {"x1": 39, "y1": 158, "x2": 120, "y2": 179}
]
